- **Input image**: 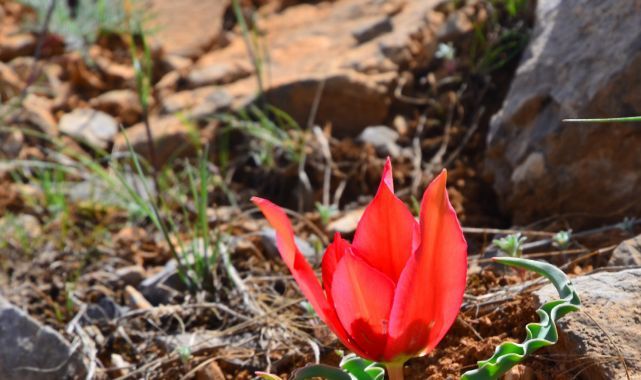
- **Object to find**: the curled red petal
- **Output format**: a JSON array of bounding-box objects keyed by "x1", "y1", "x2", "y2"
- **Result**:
[
  {"x1": 331, "y1": 251, "x2": 395, "y2": 361},
  {"x1": 352, "y1": 158, "x2": 419, "y2": 282},
  {"x1": 383, "y1": 170, "x2": 467, "y2": 361},
  {"x1": 251, "y1": 197, "x2": 368, "y2": 357}
]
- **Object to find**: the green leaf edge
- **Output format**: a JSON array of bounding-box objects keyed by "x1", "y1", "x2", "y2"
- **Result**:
[
  {"x1": 256, "y1": 372, "x2": 284, "y2": 380},
  {"x1": 291, "y1": 364, "x2": 353, "y2": 380},
  {"x1": 288, "y1": 354, "x2": 385, "y2": 380},
  {"x1": 460, "y1": 257, "x2": 581, "y2": 380}
]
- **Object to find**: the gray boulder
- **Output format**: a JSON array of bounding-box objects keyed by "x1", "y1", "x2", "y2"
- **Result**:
[{"x1": 486, "y1": 0, "x2": 641, "y2": 225}]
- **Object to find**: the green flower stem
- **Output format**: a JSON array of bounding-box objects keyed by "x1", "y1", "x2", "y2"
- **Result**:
[{"x1": 386, "y1": 362, "x2": 404, "y2": 380}]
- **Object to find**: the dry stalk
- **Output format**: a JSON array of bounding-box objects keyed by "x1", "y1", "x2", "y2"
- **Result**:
[{"x1": 221, "y1": 243, "x2": 264, "y2": 316}]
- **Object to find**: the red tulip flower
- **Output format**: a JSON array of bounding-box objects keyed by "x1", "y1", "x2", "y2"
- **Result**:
[{"x1": 251, "y1": 159, "x2": 467, "y2": 379}]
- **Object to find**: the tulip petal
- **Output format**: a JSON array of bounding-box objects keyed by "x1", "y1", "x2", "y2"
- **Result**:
[
  {"x1": 321, "y1": 232, "x2": 349, "y2": 302},
  {"x1": 331, "y1": 251, "x2": 395, "y2": 360},
  {"x1": 251, "y1": 197, "x2": 368, "y2": 357},
  {"x1": 352, "y1": 158, "x2": 419, "y2": 282},
  {"x1": 383, "y1": 170, "x2": 467, "y2": 360}
]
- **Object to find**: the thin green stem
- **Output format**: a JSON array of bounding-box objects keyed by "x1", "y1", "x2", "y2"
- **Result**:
[
  {"x1": 563, "y1": 116, "x2": 641, "y2": 123},
  {"x1": 386, "y1": 363, "x2": 405, "y2": 380},
  {"x1": 231, "y1": 0, "x2": 265, "y2": 103}
]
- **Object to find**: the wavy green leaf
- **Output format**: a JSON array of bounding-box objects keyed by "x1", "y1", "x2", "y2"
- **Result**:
[
  {"x1": 339, "y1": 354, "x2": 385, "y2": 380},
  {"x1": 461, "y1": 257, "x2": 581, "y2": 380}
]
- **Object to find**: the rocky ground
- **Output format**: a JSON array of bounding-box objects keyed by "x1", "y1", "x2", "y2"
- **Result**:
[{"x1": 1, "y1": 0, "x2": 641, "y2": 379}]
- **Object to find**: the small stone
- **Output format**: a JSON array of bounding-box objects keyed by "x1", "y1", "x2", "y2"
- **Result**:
[
  {"x1": 162, "y1": 86, "x2": 232, "y2": 117},
  {"x1": 140, "y1": 260, "x2": 186, "y2": 305},
  {"x1": 260, "y1": 228, "x2": 317, "y2": 262},
  {"x1": 114, "y1": 226, "x2": 148, "y2": 245},
  {"x1": 155, "y1": 70, "x2": 181, "y2": 93},
  {"x1": 113, "y1": 115, "x2": 199, "y2": 167},
  {"x1": 609, "y1": 234, "x2": 641, "y2": 266},
  {"x1": 115, "y1": 265, "x2": 146, "y2": 287},
  {"x1": 196, "y1": 360, "x2": 226, "y2": 380},
  {"x1": 392, "y1": 115, "x2": 408, "y2": 136},
  {"x1": 148, "y1": 0, "x2": 230, "y2": 58},
  {"x1": 191, "y1": 89, "x2": 233, "y2": 119},
  {"x1": 0, "y1": 62, "x2": 24, "y2": 96},
  {"x1": 156, "y1": 331, "x2": 235, "y2": 353},
  {"x1": 327, "y1": 207, "x2": 365, "y2": 234},
  {"x1": 504, "y1": 364, "x2": 535, "y2": 380},
  {"x1": 352, "y1": 16, "x2": 393, "y2": 44},
  {"x1": 23, "y1": 94, "x2": 58, "y2": 135},
  {"x1": 357, "y1": 125, "x2": 401, "y2": 157},
  {"x1": 0, "y1": 214, "x2": 42, "y2": 245},
  {"x1": 89, "y1": 89, "x2": 142, "y2": 125},
  {"x1": 91, "y1": 51, "x2": 135, "y2": 82},
  {"x1": 163, "y1": 54, "x2": 193, "y2": 72},
  {"x1": 0, "y1": 296, "x2": 88, "y2": 379},
  {"x1": 0, "y1": 130, "x2": 24, "y2": 159},
  {"x1": 110, "y1": 354, "x2": 130, "y2": 377},
  {"x1": 59, "y1": 108, "x2": 118, "y2": 148},
  {"x1": 0, "y1": 34, "x2": 36, "y2": 61},
  {"x1": 124, "y1": 285, "x2": 153, "y2": 310},
  {"x1": 84, "y1": 296, "x2": 123, "y2": 322},
  {"x1": 187, "y1": 62, "x2": 251, "y2": 88},
  {"x1": 207, "y1": 206, "x2": 236, "y2": 223},
  {"x1": 437, "y1": 9, "x2": 474, "y2": 42}
]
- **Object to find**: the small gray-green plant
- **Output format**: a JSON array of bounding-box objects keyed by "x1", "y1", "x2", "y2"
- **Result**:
[
  {"x1": 19, "y1": 0, "x2": 146, "y2": 53},
  {"x1": 182, "y1": 150, "x2": 222, "y2": 288},
  {"x1": 219, "y1": 105, "x2": 306, "y2": 169},
  {"x1": 470, "y1": 0, "x2": 531, "y2": 75},
  {"x1": 493, "y1": 232, "x2": 526, "y2": 258},
  {"x1": 494, "y1": 0, "x2": 528, "y2": 17},
  {"x1": 552, "y1": 230, "x2": 572, "y2": 249},
  {"x1": 176, "y1": 346, "x2": 192, "y2": 365},
  {"x1": 435, "y1": 42, "x2": 456, "y2": 61},
  {"x1": 315, "y1": 202, "x2": 338, "y2": 226},
  {"x1": 617, "y1": 217, "x2": 637, "y2": 234},
  {"x1": 231, "y1": 0, "x2": 268, "y2": 99},
  {"x1": 38, "y1": 166, "x2": 67, "y2": 215}
]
